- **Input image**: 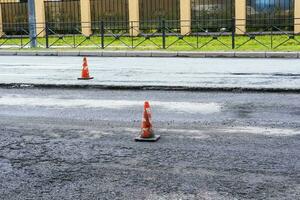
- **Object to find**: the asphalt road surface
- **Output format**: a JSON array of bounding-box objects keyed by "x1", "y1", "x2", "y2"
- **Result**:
[
  {"x1": 1, "y1": 56, "x2": 300, "y2": 89},
  {"x1": 0, "y1": 88, "x2": 299, "y2": 200}
]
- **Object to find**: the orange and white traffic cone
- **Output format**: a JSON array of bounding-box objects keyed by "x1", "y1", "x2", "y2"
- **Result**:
[
  {"x1": 135, "y1": 101, "x2": 160, "y2": 142},
  {"x1": 78, "y1": 57, "x2": 94, "y2": 80}
]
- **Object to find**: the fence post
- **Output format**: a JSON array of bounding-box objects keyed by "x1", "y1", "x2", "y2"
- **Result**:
[
  {"x1": 231, "y1": 17, "x2": 235, "y2": 49},
  {"x1": 235, "y1": 0, "x2": 246, "y2": 35},
  {"x1": 80, "y1": 0, "x2": 92, "y2": 36},
  {"x1": 100, "y1": 21, "x2": 104, "y2": 49},
  {"x1": 162, "y1": 19, "x2": 166, "y2": 49},
  {"x1": 35, "y1": 0, "x2": 46, "y2": 37},
  {"x1": 28, "y1": 0, "x2": 37, "y2": 48},
  {"x1": 45, "y1": 22, "x2": 49, "y2": 48},
  {"x1": 128, "y1": 0, "x2": 139, "y2": 36},
  {"x1": 180, "y1": 0, "x2": 191, "y2": 35},
  {"x1": 295, "y1": 0, "x2": 300, "y2": 34},
  {"x1": 0, "y1": 3, "x2": 3, "y2": 37}
]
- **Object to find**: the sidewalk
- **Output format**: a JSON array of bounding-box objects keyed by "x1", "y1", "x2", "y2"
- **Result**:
[{"x1": 0, "y1": 50, "x2": 300, "y2": 58}]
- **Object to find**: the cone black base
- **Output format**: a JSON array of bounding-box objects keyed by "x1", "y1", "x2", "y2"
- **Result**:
[
  {"x1": 77, "y1": 77, "x2": 94, "y2": 80},
  {"x1": 135, "y1": 135, "x2": 160, "y2": 142}
]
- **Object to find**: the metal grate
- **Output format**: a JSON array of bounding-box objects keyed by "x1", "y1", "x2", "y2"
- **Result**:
[
  {"x1": 139, "y1": 0, "x2": 180, "y2": 31},
  {"x1": 44, "y1": 0, "x2": 81, "y2": 34},
  {"x1": 191, "y1": 0, "x2": 235, "y2": 32},
  {"x1": 246, "y1": 0, "x2": 294, "y2": 31},
  {"x1": 90, "y1": 0, "x2": 129, "y2": 31},
  {"x1": 0, "y1": 0, "x2": 29, "y2": 35}
]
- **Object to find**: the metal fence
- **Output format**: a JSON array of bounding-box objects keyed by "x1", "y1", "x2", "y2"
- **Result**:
[
  {"x1": 247, "y1": 0, "x2": 294, "y2": 31},
  {"x1": 0, "y1": 0, "x2": 28, "y2": 35},
  {"x1": 0, "y1": 0, "x2": 299, "y2": 50},
  {"x1": 91, "y1": 0, "x2": 129, "y2": 31},
  {"x1": 44, "y1": 0, "x2": 81, "y2": 34},
  {"x1": 191, "y1": 0, "x2": 235, "y2": 32},
  {"x1": 0, "y1": 0, "x2": 296, "y2": 34},
  {"x1": 0, "y1": 18, "x2": 299, "y2": 50}
]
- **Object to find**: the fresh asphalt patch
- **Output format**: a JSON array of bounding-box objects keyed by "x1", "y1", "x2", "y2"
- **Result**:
[{"x1": 0, "y1": 88, "x2": 299, "y2": 199}]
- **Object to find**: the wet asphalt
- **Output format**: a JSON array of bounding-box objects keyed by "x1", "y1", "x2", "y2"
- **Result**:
[
  {"x1": 0, "y1": 88, "x2": 299, "y2": 200},
  {"x1": 1, "y1": 56, "x2": 300, "y2": 89}
]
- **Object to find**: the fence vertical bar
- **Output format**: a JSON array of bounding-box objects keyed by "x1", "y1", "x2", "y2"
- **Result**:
[
  {"x1": 162, "y1": 19, "x2": 166, "y2": 49},
  {"x1": 131, "y1": 21, "x2": 134, "y2": 48},
  {"x1": 73, "y1": 23, "x2": 76, "y2": 48},
  {"x1": 100, "y1": 21, "x2": 104, "y2": 49},
  {"x1": 231, "y1": 17, "x2": 235, "y2": 49},
  {"x1": 20, "y1": 24, "x2": 23, "y2": 48},
  {"x1": 271, "y1": 26, "x2": 273, "y2": 49},
  {"x1": 196, "y1": 23, "x2": 199, "y2": 48},
  {"x1": 45, "y1": 22, "x2": 49, "y2": 48},
  {"x1": 196, "y1": 32, "x2": 199, "y2": 48}
]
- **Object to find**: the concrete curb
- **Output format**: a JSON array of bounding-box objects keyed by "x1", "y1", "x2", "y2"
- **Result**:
[
  {"x1": 126, "y1": 51, "x2": 152, "y2": 57},
  {"x1": 79, "y1": 51, "x2": 102, "y2": 57},
  {"x1": 102, "y1": 51, "x2": 127, "y2": 57},
  {"x1": 265, "y1": 52, "x2": 299, "y2": 59},
  {"x1": 57, "y1": 51, "x2": 80, "y2": 56},
  {"x1": 1, "y1": 83, "x2": 299, "y2": 93},
  {"x1": 16, "y1": 51, "x2": 38, "y2": 56},
  {"x1": 37, "y1": 51, "x2": 58, "y2": 56},
  {"x1": 177, "y1": 52, "x2": 206, "y2": 57},
  {"x1": 150, "y1": 51, "x2": 178, "y2": 57},
  {"x1": 0, "y1": 50, "x2": 299, "y2": 58},
  {"x1": 0, "y1": 51, "x2": 18, "y2": 56},
  {"x1": 234, "y1": 52, "x2": 266, "y2": 58},
  {"x1": 205, "y1": 52, "x2": 235, "y2": 58}
]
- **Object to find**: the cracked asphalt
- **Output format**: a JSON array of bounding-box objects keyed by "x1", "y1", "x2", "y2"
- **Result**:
[{"x1": 0, "y1": 88, "x2": 299, "y2": 200}]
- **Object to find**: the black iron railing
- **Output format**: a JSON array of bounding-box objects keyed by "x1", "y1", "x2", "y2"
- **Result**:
[{"x1": 0, "y1": 18, "x2": 299, "y2": 50}]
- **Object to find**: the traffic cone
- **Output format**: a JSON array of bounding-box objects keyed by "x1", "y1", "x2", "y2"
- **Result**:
[
  {"x1": 78, "y1": 57, "x2": 94, "y2": 80},
  {"x1": 135, "y1": 101, "x2": 160, "y2": 142}
]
